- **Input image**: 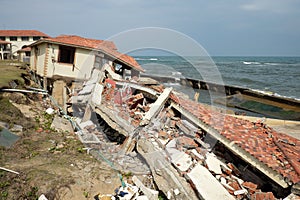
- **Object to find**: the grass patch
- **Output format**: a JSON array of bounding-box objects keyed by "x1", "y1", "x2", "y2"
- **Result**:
[
  {"x1": 0, "y1": 95, "x2": 36, "y2": 129},
  {"x1": 0, "y1": 95, "x2": 24, "y2": 124},
  {"x1": 0, "y1": 64, "x2": 26, "y2": 89}
]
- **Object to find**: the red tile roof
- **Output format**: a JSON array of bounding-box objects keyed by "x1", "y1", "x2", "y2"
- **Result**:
[
  {"x1": 0, "y1": 30, "x2": 49, "y2": 37},
  {"x1": 171, "y1": 94, "x2": 300, "y2": 184},
  {"x1": 17, "y1": 47, "x2": 31, "y2": 52},
  {"x1": 31, "y1": 35, "x2": 144, "y2": 72},
  {"x1": 44, "y1": 35, "x2": 117, "y2": 50},
  {"x1": 0, "y1": 39, "x2": 11, "y2": 44}
]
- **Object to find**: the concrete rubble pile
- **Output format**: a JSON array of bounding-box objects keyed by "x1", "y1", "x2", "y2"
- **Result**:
[{"x1": 68, "y1": 67, "x2": 300, "y2": 200}]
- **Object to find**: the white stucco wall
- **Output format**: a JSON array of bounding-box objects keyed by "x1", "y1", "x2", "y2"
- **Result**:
[
  {"x1": 3, "y1": 36, "x2": 43, "y2": 56},
  {"x1": 29, "y1": 43, "x2": 47, "y2": 76},
  {"x1": 30, "y1": 43, "x2": 95, "y2": 80},
  {"x1": 30, "y1": 48, "x2": 35, "y2": 70},
  {"x1": 49, "y1": 45, "x2": 95, "y2": 79}
]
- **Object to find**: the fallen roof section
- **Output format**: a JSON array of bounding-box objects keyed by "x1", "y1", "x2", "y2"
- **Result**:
[{"x1": 170, "y1": 94, "x2": 300, "y2": 188}]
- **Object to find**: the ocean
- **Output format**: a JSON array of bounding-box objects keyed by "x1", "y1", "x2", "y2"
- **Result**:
[{"x1": 135, "y1": 56, "x2": 300, "y2": 100}]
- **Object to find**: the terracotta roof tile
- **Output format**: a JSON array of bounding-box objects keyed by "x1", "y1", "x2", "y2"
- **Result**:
[
  {"x1": 33, "y1": 35, "x2": 144, "y2": 72},
  {"x1": 170, "y1": 93, "x2": 300, "y2": 184},
  {"x1": 44, "y1": 35, "x2": 116, "y2": 50},
  {"x1": 0, "y1": 30, "x2": 49, "y2": 37},
  {"x1": 17, "y1": 47, "x2": 31, "y2": 52}
]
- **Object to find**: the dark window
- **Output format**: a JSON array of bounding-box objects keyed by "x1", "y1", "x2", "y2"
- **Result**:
[
  {"x1": 25, "y1": 52, "x2": 30, "y2": 57},
  {"x1": 21, "y1": 36, "x2": 29, "y2": 41},
  {"x1": 0, "y1": 36, "x2": 5, "y2": 41},
  {"x1": 58, "y1": 45, "x2": 75, "y2": 64},
  {"x1": 33, "y1": 36, "x2": 41, "y2": 41},
  {"x1": 10, "y1": 37, "x2": 17, "y2": 41}
]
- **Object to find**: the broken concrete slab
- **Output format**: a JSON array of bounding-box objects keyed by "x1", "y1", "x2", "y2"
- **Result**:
[
  {"x1": 132, "y1": 175, "x2": 158, "y2": 200},
  {"x1": 181, "y1": 120, "x2": 198, "y2": 133},
  {"x1": 50, "y1": 116, "x2": 74, "y2": 133},
  {"x1": 103, "y1": 63, "x2": 122, "y2": 81},
  {"x1": 38, "y1": 194, "x2": 48, "y2": 200},
  {"x1": 84, "y1": 69, "x2": 101, "y2": 86},
  {"x1": 137, "y1": 138, "x2": 198, "y2": 199},
  {"x1": 91, "y1": 83, "x2": 103, "y2": 106},
  {"x1": 194, "y1": 138, "x2": 211, "y2": 149},
  {"x1": 77, "y1": 130, "x2": 101, "y2": 144},
  {"x1": 166, "y1": 138, "x2": 177, "y2": 149},
  {"x1": 75, "y1": 94, "x2": 90, "y2": 103},
  {"x1": 76, "y1": 119, "x2": 95, "y2": 130},
  {"x1": 171, "y1": 151, "x2": 192, "y2": 173},
  {"x1": 205, "y1": 153, "x2": 223, "y2": 174},
  {"x1": 0, "y1": 121, "x2": 23, "y2": 133},
  {"x1": 81, "y1": 104, "x2": 93, "y2": 123},
  {"x1": 136, "y1": 196, "x2": 149, "y2": 200},
  {"x1": 116, "y1": 82, "x2": 158, "y2": 97},
  {"x1": 141, "y1": 87, "x2": 172, "y2": 125},
  {"x1": 186, "y1": 164, "x2": 235, "y2": 200},
  {"x1": 10, "y1": 124, "x2": 23, "y2": 132},
  {"x1": 78, "y1": 84, "x2": 95, "y2": 95},
  {"x1": 190, "y1": 149, "x2": 205, "y2": 161}
]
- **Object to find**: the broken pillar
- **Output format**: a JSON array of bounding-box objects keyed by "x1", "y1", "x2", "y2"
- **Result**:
[
  {"x1": 52, "y1": 80, "x2": 67, "y2": 111},
  {"x1": 141, "y1": 87, "x2": 172, "y2": 126}
]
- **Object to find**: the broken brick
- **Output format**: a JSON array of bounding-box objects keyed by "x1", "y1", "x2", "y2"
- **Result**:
[
  {"x1": 177, "y1": 136, "x2": 198, "y2": 149},
  {"x1": 242, "y1": 181, "x2": 258, "y2": 194},
  {"x1": 251, "y1": 192, "x2": 275, "y2": 200},
  {"x1": 158, "y1": 130, "x2": 168, "y2": 139},
  {"x1": 228, "y1": 180, "x2": 241, "y2": 191}
]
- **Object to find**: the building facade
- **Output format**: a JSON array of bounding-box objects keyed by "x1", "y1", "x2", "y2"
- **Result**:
[
  {"x1": 0, "y1": 30, "x2": 49, "y2": 58},
  {"x1": 29, "y1": 35, "x2": 144, "y2": 89},
  {"x1": 0, "y1": 40, "x2": 12, "y2": 60}
]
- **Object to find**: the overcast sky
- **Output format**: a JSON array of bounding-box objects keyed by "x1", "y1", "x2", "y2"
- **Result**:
[{"x1": 1, "y1": 0, "x2": 300, "y2": 56}]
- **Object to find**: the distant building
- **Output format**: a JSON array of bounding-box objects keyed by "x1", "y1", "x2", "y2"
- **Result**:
[
  {"x1": 29, "y1": 35, "x2": 144, "y2": 89},
  {"x1": 0, "y1": 40, "x2": 12, "y2": 60},
  {"x1": 17, "y1": 46, "x2": 31, "y2": 63},
  {"x1": 0, "y1": 30, "x2": 49, "y2": 58}
]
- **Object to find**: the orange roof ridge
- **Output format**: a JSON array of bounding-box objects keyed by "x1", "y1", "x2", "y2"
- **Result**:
[
  {"x1": 30, "y1": 34, "x2": 144, "y2": 72},
  {"x1": 0, "y1": 30, "x2": 49, "y2": 37}
]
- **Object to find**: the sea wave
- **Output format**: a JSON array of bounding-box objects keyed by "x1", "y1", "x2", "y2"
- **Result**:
[
  {"x1": 135, "y1": 58, "x2": 158, "y2": 61},
  {"x1": 264, "y1": 62, "x2": 281, "y2": 66},
  {"x1": 251, "y1": 89, "x2": 300, "y2": 101},
  {"x1": 242, "y1": 61, "x2": 261, "y2": 65}
]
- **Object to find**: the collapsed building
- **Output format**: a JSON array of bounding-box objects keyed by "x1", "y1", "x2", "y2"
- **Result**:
[
  {"x1": 29, "y1": 36, "x2": 300, "y2": 199},
  {"x1": 70, "y1": 67, "x2": 299, "y2": 199}
]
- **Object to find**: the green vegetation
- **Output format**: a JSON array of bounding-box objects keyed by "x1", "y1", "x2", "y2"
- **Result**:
[
  {"x1": 83, "y1": 190, "x2": 89, "y2": 198},
  {"x1": 0, "y1": 64, "x2": 26, "y2": 88},
  {"x1": 0, "y1": 95, "x2": 24, "y2": 125}
]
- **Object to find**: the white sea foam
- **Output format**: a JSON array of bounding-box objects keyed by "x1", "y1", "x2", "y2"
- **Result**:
[
  {"x1": 251, "y1": 89, "x2": 300, "y2": 101},
  {"x1": 135, "y1": 58, "x2": 158, "y2": 61},
  {"x1": 242, "y1": 61, "x2": 261, "y2": 65},
  {"x1": 264, "y1": 62, "x2": 281, "y2": 66},
  {"x1": 171, "y1": 72, "x2": 182, "y2": 76}
]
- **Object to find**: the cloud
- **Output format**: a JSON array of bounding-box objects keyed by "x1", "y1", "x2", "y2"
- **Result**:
[{"x1": 240, "y1": 0, "x2": 298, "y2": 13}]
